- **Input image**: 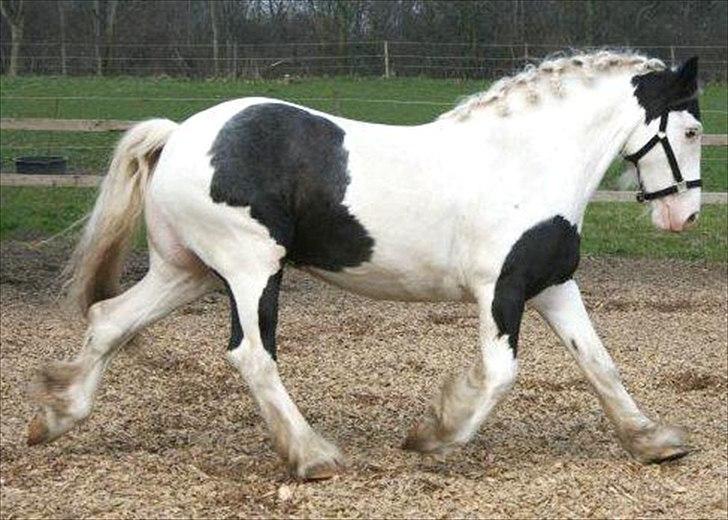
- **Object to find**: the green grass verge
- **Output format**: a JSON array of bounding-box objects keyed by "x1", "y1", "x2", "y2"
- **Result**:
[
  {"x1": 1, "y1": 187, "x2": 725, "y2": 262},
  {"x1": 1, "y1": 76, "x2": 725, "y2": 190},
  {"x1": 582, "y1": 202, "x2": 726, "y2": 262},
  {"x1": 0, "y1": 186, "x2": 96, "y2": 240}
]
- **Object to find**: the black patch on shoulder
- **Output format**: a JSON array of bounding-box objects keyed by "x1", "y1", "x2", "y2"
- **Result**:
[
  {"x1": 492, "y1": 216, "x2": 580, "y2": 353},
  {"x1": 209, "y1": 103, "x2": 374, "y2": 271},
  {"x1": 218, "y1": 270, "x2": 283, "y2": 361}
]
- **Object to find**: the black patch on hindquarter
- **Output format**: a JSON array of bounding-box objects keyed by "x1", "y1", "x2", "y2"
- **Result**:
[
  {"x1": 631, "y1": 57, "x2": 701, "y2": 123},
  {"x1": 257, "y1": 270, "x2": 283, "y2": 359},
  {"x1": 218, "y1": 270, "x2": 282, "y2": 360},
  {"x1": 492, "y1": 216, "x2": 580, "y2": 353},
  {"x1": 209, "y1": 103, "x2": 374, "y2": 271},
  {"x1": 221, "y1": 277, "x2": 243, "y2": 351}
]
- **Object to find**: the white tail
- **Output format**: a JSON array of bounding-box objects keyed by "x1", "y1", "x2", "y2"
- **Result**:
[{"x1": 63, "y1": 118, "x2": 178, "y2": 316}]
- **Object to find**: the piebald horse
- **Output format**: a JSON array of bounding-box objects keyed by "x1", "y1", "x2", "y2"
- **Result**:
[{"x1": 28, "y1": 51, "x2": 703, "y2": 480}]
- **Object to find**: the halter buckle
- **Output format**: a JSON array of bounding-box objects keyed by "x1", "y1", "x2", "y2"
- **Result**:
[
  {"x1": 657, "y1": 131, "x2": 666, "y2": 139},
  {"x1": 676, "y1": 180, "x2": 688, "y2": 193},
  {"x1": 636, "y1": 191, "x2": 646, "y2": 203}
]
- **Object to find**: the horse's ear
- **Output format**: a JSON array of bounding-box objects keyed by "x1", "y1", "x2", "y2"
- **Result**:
[
  {"x1": 677, "y1": 56, "x2": 699, "y2": 81},
  {"x1": 670, "y1": 56, "x2": 699, "y2": 102}
]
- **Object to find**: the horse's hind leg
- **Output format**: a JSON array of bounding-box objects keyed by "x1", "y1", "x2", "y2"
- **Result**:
[
  {"x1": 215, "y1": 261, "x2": 343, "y2": 480},
  {"x1": 27, "y1": 249, "x2": 214, "y2": 445}
]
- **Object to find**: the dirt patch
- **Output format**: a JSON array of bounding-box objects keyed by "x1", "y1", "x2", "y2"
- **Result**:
[
  {"x1": 1, "y1": 241, "x2": 726, "y2": 518},
  {"x1": 661, "y1": 371, "x2": 728, "y2": 393}
]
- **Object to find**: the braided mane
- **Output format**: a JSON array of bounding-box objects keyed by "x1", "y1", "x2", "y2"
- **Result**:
[{"x1": 440, "y1": 50, "x2": 667, "y2": 120}]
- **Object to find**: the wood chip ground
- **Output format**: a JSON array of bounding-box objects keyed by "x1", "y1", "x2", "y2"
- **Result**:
[{"x1": 1, "y1": 241, "x2": 726, "y2": 518}]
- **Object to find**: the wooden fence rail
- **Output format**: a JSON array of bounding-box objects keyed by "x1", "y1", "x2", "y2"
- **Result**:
[
  {"x1": 1, "y1": 118, "x2": 138, "y2": 132},
  {"x1": 703, "y1": 134, "x2": 728, "y2": 146},
  {"x1": 1, "y1": 173, "x2": 726, "y2": 204},
  {"x1": 1, "y1": 118, "x2": 727, "y2": 146}
]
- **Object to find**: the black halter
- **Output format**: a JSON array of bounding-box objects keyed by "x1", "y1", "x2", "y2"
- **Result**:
[{"x1": 624, "y1": 113, "x2": 702, "y2": 203}]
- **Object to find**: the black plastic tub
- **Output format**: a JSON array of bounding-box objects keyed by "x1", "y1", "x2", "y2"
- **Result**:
[{"x1": 15, "y1": 156, "x2": 68, "y2": 174}]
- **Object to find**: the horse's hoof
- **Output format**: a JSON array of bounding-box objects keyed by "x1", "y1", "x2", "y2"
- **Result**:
[
  {"x1": 27, "y1": 415, "x2": 49, "y2": 446},
  {"x1": 288, "y1": 433, "x2": 345, "y2": 481},
  {"x1": 622, "y1": 424, "x2": 692, "y2": 464},
  {"x1": 298, "y1": 460, "x2": 343, "y2": 481},
  {"x1": 402, "y1": 420, "x2": 450, "y2": 454}
]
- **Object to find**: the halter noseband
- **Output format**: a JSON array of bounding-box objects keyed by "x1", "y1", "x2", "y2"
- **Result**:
[{"x1": 624, "y1": 113, "x2": 702, "y2": 203}]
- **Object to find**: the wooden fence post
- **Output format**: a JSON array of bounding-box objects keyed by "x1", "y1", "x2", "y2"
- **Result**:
[{"x1": 384, "y1": 40, "x2": 390, "y2": 78}]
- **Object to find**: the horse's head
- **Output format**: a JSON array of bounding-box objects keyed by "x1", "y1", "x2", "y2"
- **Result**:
[{"x1": 623, "y1": 57, "x2": 702, "y2": 232}]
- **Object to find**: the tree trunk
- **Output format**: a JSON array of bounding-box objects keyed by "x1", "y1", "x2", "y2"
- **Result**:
[
  {"x1": 102, "y1": 0, "x2": 118, "y2": 74},
  {"x1": 58, "y1": 0, "x2": 67, "y2": 75},
  {"x1": 8, "y1": 22, "x2": 22, "y2": 76},
  {"x1": 0, "y1": 0, "x2": 25, "y2": 76},
  {"x1": 585, "y1": 0, "x2": 594, "y2": 46},
  {"x1": 92, "y1": 0, "x2": 103, "y2": 75},
  {"x1": 210, "y1": 0, "x2": 220, "y2": 76}
]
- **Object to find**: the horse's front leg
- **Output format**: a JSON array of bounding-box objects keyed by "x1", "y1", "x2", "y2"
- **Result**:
[
  {"x1": 531, "y1": 280, "x2": 690, "y2": 463},
  {"x1": 403, "y1": 283, "x2": 519, "y2": 453}
]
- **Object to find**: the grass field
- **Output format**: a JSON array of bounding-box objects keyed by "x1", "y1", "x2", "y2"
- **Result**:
[
  {"x1": 1, "y1": 76, "x2": 726, "y2": 191},
  {"x1": 1, "y1": 186, "x2": 725, "y2": 262}
]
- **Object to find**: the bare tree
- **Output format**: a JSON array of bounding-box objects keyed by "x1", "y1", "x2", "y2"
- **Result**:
[
  {"x1": 0, "y1": 0, "x2": 25, "y2": 76},
  {"x1": 1, "y1": 0, "x2": 726, "y2": 78},
  {"x1": 209, "y1": 0, "x2": 221, "y2": 76},
  {"x1": 91, "y1": 0, "x2": 119, "y2": 76},
  {"x1": 219, "y1": 1, "x2": 252, "y2": 77},
  {"x1": 58, "y1": 0, "x2": 67, "y2": 75},
  {"x1": 585, "y1": 0, "x2": 595, "y2": 46}
]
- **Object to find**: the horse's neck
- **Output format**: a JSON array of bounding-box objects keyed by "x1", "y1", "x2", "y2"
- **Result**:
[
  {"x1": 562, "y1": 77, "x2": 642, "y2": 204},
  {"x1": 442, "y1": 74, "x2": 642, "y2": 219}
]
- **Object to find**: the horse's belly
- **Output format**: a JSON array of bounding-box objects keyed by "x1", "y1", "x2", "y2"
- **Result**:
[{"x1": 304, "y1": 261, "x2": 470, "y2": 302}]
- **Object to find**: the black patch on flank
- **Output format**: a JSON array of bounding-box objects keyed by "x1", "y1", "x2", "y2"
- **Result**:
[
  {"x1": 492, "y1": 216, "x2": 580, "y2": 354},
  {"x1": 631, "y1": 56, "x2": 700, "y2": 123},
  {"x1": 209, "y1": 103, "x2": 374, "y2": 271},
  {"x1": 218, "y1": 270, "x2": 283, "y2": 361}
]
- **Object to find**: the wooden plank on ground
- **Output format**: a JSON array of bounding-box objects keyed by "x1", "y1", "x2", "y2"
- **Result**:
[
  {"x1": 0, "y1": 173, "x2": 102, "y2": 187},
  {"x1": 0, "y1": 118, "x2": 135, "y2": 132}
]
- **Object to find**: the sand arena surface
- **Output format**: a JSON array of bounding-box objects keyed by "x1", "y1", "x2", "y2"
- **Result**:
[{"x1": 1, "y1": 241, "x2": 726, "y2": 518}]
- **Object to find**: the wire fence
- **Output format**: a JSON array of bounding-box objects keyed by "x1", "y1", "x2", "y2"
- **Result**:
[{"x1": 3, "y1": 41, "x2": 727, "y2": 81}]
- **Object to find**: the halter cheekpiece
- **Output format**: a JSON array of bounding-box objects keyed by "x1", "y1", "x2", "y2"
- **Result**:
[{"x1": 624, "y1": 112, "x2": 702, "y2": 203}]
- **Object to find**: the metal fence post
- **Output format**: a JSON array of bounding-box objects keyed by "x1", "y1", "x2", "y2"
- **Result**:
[
  {"x1": 384, "y1": 40, "x2": 390, "y2": 78},
  {"x1": 670, "y1": 45, "x2": 676, "y2": 67}
]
